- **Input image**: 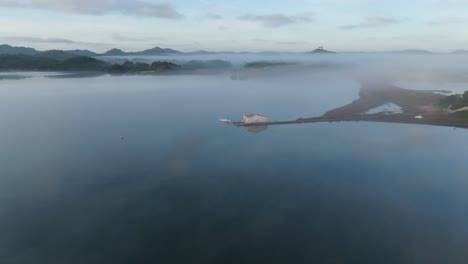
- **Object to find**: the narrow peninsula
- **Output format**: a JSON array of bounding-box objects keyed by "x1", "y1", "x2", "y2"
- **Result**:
[{"x1": 232, "y1": 80, "x2": 468, "y2": 130}]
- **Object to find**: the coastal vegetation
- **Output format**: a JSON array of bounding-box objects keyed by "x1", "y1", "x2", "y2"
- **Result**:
[
  {"x1": 0, "y1": 54, "x2": 107, "y2": 71},
  {"x1": 0, "y1": 53, "x2": 178, "y2": 73},
  {"x1": 106, "y1": 61, "x2": 180, "y2": 74},
  {"x1": 39, "y1": 50, "x2": 78, "y2": 60},
  {"x1": 452, "y1": 110, "x2": 468, "y2": 119},
  {"x1": 0, "y1": 52, "x2": 233, "y2": 74},
  {"x1": 439, "y1": 91, "x2": 468, "y2": 110}
]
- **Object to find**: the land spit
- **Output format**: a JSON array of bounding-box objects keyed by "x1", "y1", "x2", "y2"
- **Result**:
[{"x1": 232, "y1": 80, "x2": 468, "y2": 130}]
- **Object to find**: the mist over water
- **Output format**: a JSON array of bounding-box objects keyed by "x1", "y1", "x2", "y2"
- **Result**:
[{"x1": 1, "y1": 54, "x2": 468, "y2": 263}]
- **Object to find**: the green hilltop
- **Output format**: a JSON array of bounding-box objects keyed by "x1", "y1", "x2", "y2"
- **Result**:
[{"x1": 0, "y1": 44, "x2": 40, "y2": 55}]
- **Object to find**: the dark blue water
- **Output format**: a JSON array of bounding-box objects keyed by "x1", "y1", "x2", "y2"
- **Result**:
[{"x1": 1, "y1": 73, "x2": 468, "y2": 264}]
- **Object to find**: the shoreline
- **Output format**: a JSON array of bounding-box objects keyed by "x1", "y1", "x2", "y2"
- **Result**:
[
  {"x1": 234, "y1": 113, "x2": 468, "y2": 130},
  {"x1": 233, "y1": 81, "x2": 468, "y2": 130}
]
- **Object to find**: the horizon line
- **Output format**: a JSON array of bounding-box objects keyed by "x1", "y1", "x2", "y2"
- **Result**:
[{"x1": 1, "y1": 43, "x2": 467, "y2": 55}]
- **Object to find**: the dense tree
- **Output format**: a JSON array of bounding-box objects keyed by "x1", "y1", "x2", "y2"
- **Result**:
[
  {"x1": 0, "y1": 54, "x2": 181, "y2": 73},
  {"x1": 105, "y1": 61, "x2": 180, "y2": 74}
]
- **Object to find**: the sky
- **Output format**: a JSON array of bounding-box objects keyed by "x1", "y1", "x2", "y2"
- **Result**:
[{"x1": 0, "y1": 0, "x2": 468, "y2": 52}]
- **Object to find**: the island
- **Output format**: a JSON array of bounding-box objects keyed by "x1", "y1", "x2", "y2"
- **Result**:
[
  {"x1": 231, "y1": 80, "x2": 468, "y2": 131},
  {"x1": 307, "y1": 46, "x2": 335, "y2": 54}
]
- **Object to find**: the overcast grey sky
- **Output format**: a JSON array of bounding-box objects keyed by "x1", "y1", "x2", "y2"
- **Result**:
[{"x1": 0, "y1": 0, "x2": 467, "y2": 52}]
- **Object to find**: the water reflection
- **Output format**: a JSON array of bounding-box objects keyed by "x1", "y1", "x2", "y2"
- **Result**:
[
  {"x1": 0, "y1": 72, "x2": 467, "y2": 263},
  {"x1": 245, "y1": 125, "x2": 268, "y2": 133}
]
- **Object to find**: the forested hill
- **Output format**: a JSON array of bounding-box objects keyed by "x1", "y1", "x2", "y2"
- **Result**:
[
  {"x1": 0, "y1": 52, "x2": 233, "y2": 74},
  {"x1": 0, "y1": 54, "x2": 107, "y2": 71},
  {"x1": 0, "y1": 44, "x2": 40, "y2": 55}
]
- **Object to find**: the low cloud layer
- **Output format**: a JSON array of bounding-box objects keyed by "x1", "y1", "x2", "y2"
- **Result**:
[
  {"x1": 0, "y1": 0, "x2": 183, "y2": 19},
  {"x1": 239, "y1": 13, "x2": 313, "y2": 28},
  {"x1": 111, "y1": 33, "x2": 165, "y2": 43},
  {"x1": 340, "y1": 16, "x2": 399, "y2": 29}
]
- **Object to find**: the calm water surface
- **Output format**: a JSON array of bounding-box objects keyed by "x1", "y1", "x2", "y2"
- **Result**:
[{"x1": 1, "y1": 73, "x2": 468, "y2": 264}]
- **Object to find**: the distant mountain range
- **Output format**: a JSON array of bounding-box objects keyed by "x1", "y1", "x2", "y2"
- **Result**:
[
  {"x1": 0, "y1": 44, "x2": 184, "y2": 57},
  {"x1": 66, "y1": 49, "x2": 98, "y2": 57},
  {"x1": 1, "y1": 44, "x2": 468, "y2": 56},
  {"x1": 101, "y1": 47, "x2": 183, "y2": 56}
]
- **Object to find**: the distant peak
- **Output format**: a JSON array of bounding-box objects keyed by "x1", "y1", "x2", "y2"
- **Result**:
[
  {"x1": 0, "y1": 44, "x2": 40, "y2": 55},
  {"x1": 308, "y1": 46, "x2": 335, "y2": 54},
  {"x1": 103, "y1": 48, "x2": 127, "y2": 56},
  {"x1": 107, "y1": 48, "x2": 124, "y2": 52}
]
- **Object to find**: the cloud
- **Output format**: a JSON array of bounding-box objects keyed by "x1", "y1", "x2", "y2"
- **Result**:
[
  {"x1": 204, "y1": 13, "x2": 223, "y2": 20},
  {"x1": 0, "y1": 36, "x2": 107, "y2": 46},
  {"x1": 367, "y1": 33, "x2": 448, "y2": 43},
  {"x1": 252, "y1": 38, "x2": 308, "y2": 45},
  {"x1": 252, "y1": 38, "x2": 268, "y2": 42},
  {"x1": 427, "y1": 16, "x2": 468, "y2": 25},
  {"x1": 0, "y1": 0, "x2": 18, "y2": 7},
  {"x1": 111, "y1": 33, "x2": 164, "y2": 42},
  {"x1": 239, "y1": 13, "x2": 313, "y2": 28},
  {"x1": 275, "y1": 41, "x2": 309, "y2": 45},
  {"x1": 340, "y1": 16, "x2": 399, "y2": 29},
  {"x1": 438, "y1": 0, "x2": 468, "y2": 5},
  {"x1": 0, "y1": 0, "x2": 183, "y2": 19}
]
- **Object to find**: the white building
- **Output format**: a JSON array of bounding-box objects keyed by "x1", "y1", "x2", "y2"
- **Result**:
[{"x1": 243, "y1": 113, "x2": 268, "y2": 124}]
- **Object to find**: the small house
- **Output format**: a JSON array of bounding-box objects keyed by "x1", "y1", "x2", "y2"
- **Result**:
[{"x1": 243, "y1": 113, "x2": 268, "y2": 124}]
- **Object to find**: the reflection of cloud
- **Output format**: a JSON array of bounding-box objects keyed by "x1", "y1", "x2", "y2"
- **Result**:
[
  {"x1": 340, "y1": 16, "x2": 399, "y2": 30},
  {"x1": 393, "y1": 126, "x2": 435, "y2": 156},
  {"x1": 361, "y1": 124, "x2": 436, "y2": 160},
  {"x1": 239, "y1": 13, "x2": 313, "y2": 28},
  {"x1": 245, "y1": 125, "x2": 268, "y2": 133},
  {"x1": 0, "y1": 0, "x2": 183, "y2": 19},
  {"x1": 162, "y1": 136, "x2": 206, "y2": 177}
]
